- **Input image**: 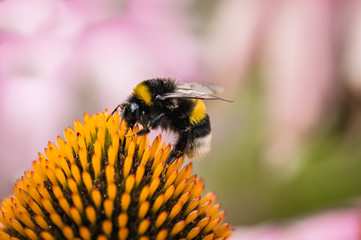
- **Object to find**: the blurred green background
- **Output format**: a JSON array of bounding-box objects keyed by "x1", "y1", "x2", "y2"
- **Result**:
[{"x1": 196, "y1": 75, "x2": 361, "y2": 225}]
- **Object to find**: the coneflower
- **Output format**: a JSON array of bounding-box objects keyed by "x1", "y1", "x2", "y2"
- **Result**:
[{"x1": 0, "y1": 110, "x2": 232, "y2": 240}]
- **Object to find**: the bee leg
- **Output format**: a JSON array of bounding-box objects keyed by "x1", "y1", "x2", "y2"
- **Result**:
[
  {"x1": 126, "y1": 113, "x2": 164, "y2": 137},
  {"x1": 129, "y1": 127, "x2": 151, "y2": 137},
  {"x1": 166, "y1": 133, "x2": 189, "y2": 164},
  {"x1": 149, "y1": 113, "x2": 164, "y2": 128}
]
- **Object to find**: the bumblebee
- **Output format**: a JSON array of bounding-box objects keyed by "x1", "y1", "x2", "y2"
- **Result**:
[{"x1": 109, "y1": 78, "x2": 231, "y2": 164}]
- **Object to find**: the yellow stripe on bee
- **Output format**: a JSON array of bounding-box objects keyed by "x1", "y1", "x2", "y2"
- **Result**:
[
  {"x1": 189, "y1": 99, "x2": 206, "y2": 125},
  {"x1": 133, "y1": 82, "x2": 152, "y2": 105}
]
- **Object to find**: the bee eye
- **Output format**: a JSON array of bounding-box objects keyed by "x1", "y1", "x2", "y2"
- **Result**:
[{"x1": 130, "y1": 103, "x2": 139, "y2": 113}]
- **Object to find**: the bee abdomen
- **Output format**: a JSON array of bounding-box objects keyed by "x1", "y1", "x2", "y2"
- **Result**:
[
  {"x1": 186, "y1": 133, "x2": 212, "y2": 158},
  {"x1": 189, "y1": 99, "x2": 207, "y2": 125},
  {"x1": 185, "y1": 114, "x2": 212, "y2": 158}
]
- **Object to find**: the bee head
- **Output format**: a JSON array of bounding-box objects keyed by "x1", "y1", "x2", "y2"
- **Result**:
[{"x1": 121, "y1": 102, "x2": 140, "y2": 128}]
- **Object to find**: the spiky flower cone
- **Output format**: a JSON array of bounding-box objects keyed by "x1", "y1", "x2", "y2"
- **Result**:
[{"x1": 0, "y1": 111, "x2": 232, "y2": 240}]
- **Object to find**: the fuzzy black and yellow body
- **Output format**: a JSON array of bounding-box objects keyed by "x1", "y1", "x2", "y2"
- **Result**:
[{"x1": 110, "y1": 78, "x2": 230, "y2": 163}]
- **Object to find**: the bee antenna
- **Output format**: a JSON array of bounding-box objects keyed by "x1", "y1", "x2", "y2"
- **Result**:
[{"x1": 107, "y1": 103, "x2": 126, "y2": 122}]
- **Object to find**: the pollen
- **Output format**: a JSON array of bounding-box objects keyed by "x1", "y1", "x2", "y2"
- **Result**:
[{"x1": 0, "y1": 110, "x2": 233, "y2": 239}]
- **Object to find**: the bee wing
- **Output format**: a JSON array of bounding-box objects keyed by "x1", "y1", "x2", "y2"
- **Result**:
[
  {"x1": 157, "y1": 82, "x2": 233, "y2": 102},
  {"x1": 176, "y1": 82, "x2": 225, "y2": 95}
]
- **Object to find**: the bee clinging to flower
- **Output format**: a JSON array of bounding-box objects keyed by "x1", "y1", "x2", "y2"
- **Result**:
[{"x1": 110, "y1": 78, "x2": 231, "y2": 164}]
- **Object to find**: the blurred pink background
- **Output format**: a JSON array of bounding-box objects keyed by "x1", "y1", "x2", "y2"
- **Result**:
[
  {"x1": 232, "y1": 208, "x2": 360, "y2": 240},
  {"x1": 1, "y1": 0, "x2": 361, "y2": 239}
]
